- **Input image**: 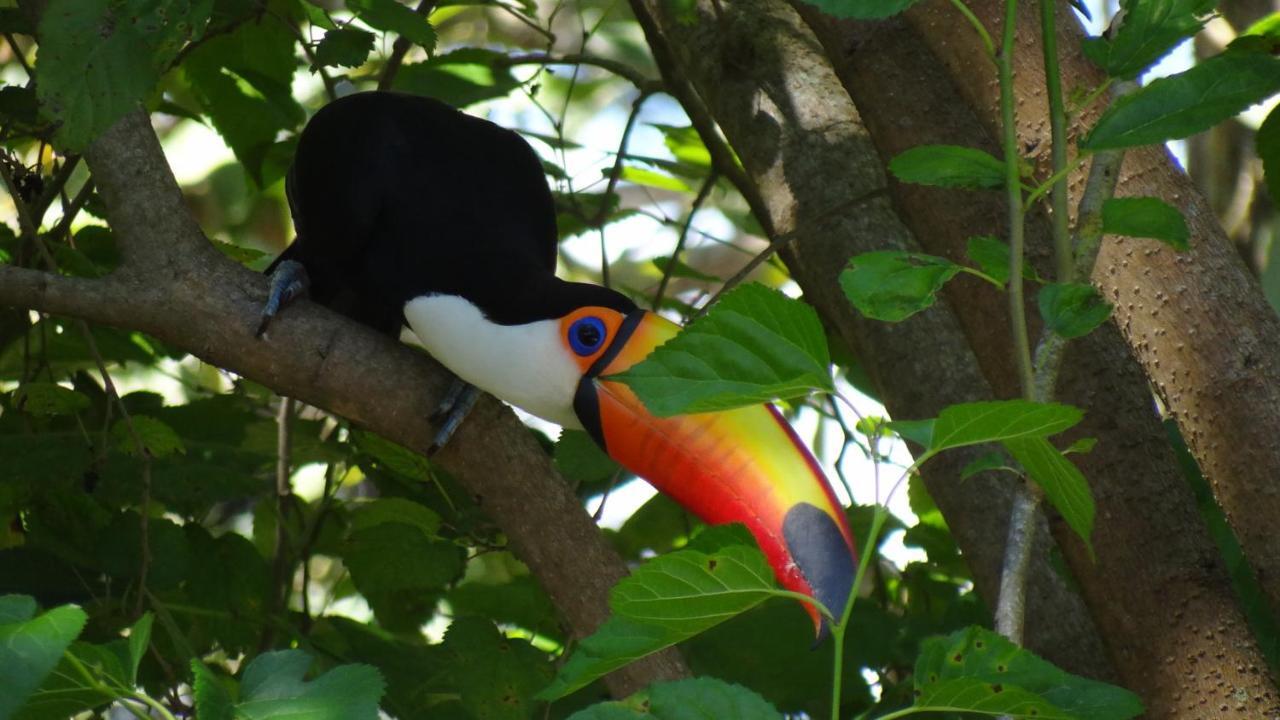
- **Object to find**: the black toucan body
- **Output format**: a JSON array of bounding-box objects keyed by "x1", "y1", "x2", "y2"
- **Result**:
[{"x1": 266, "y1": 91, "x2": 856, "y2": 632}]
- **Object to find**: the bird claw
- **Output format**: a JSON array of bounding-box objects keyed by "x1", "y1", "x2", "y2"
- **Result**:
[
  {"x1": 428, "y1": 380, "x2": 480, "y2": 455},
  {"x1": 257, "y1": 259, "x2": 310, "y2": 338}
]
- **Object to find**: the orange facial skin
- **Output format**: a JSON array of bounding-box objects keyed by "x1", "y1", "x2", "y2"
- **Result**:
[{"x1": 566, "y1": 309, "x2": 857, "y2": 633}]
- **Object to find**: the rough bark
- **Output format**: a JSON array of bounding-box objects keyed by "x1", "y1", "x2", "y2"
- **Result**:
[
  {"x1": 624, "y1": 0, "x2": 1112, "y2": 676},
  {"x1": 0, "y1": 110, "x2": 688, "y2": 697},
  {"x1": 906, "y1": 0, "x2": 1280, "y2": 621},
  {"x1": 797, "y1": 12, "x2": 1280, "y2": 716}
]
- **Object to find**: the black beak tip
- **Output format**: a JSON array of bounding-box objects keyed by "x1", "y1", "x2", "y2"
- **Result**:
[{"x1": 783, "y1": 502, "x2": 856, "y2": 644}]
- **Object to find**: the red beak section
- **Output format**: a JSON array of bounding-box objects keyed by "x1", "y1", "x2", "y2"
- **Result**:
[{"x1": 573, "y1": 310, "x2": 857, "y2": 634}]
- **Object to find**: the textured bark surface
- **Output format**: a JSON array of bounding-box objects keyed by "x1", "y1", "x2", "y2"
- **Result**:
[
  {"x1": 624, "y1": 0, "x2": 1111, "y2": 676},
  {"x1": 0, "y1": 109, "x2": 689, "y2": 698},
  {"x1": 907, "y1": 0, "x2": 1280, "y2": 622},
  {"x1": 800, "y1": 13, "x2": 1280, "y2": 716}
]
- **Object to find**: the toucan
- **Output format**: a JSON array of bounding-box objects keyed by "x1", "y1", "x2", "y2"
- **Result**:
[{"x1": 259, "y1": 91, "x2": 856, "y2": 633}]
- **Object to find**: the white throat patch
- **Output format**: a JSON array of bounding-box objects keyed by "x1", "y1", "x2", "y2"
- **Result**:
[{"x1": 403, "y1": 294, "x2": 584, "y2": 429}]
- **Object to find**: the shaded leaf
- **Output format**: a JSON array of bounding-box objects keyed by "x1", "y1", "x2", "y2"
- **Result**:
[
  {"x1": 914, "y1": 626, "x2": 1142, "y2": 719},
  {"x1": 555, "y1": 429, "x2": 621, "y2": 486},
  {"x1": 236, "y1": 650, "x2": 385, "y2": 720},
  {"x1": 960, "y1": 451, "x2": 1010, "y2": 480},
  {"x1": 1082, "y1": 49, "x2": 1280, "y2": 151},
  {"x1": 0, "y1": 601, "x2": 87, "y2": 719},
  {"x1": 350, "y1": 498, "x2": 441, "y2": 538},
  {"x1": 894, "y1": 400, "x2": 1083, "y2": 454},
  {"x1": 1101, "y1": 196, "x2": 1189, "y2": 250},
  {"x1": 889, "y1": 145, "x2": 1005, "y2": 190},
  {"x1": 445, "y1": 618, "x2": 553, "y2": 720},
  {"x1": 1003, "y1": 437, "x2": 1096, "y2": 549},
  {"x1": 1082, "y1": 0, "x2": 1216, "y2": 79},
  {"x1": 112, "y1": 415, "x2": 185, "y2": 458},
  {"x1": 610, "y1": 284, "x2": 833, "y2": 416},
  {"x1": 314, "y1": 27, "x2": 375, "y2": 68},
  {"x1": 11, "y1": 383, "x2": 90, "y2": 416},
  {"x1": 539, "y1": 617, "x2": 684, "y2": 700},
  {"x1": 392, "y1": 49, "x2": 519, "y2": 108},
  {"x1": 841, "y1": 251, "x2": 961, "y2": 322},
  {"x1": 36, "y1": 0, "x2": 213, "y2": 150},
  {"x1": 567, "y1": 678, "x2": 782, "y2": 720},
  {"x1": 1038, "y1": 283, "x2": 1113, "y2": 339},
  {"x1": 349, "y1": 0, "x2": 436, "y2": 54}
]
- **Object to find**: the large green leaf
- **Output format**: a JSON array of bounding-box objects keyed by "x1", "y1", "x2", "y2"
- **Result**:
[
  {"x1": 538, "y1": 617, "x2": 685, "y2": 700},
  {"x1": 444, "y1": 618, "x2": 553, "y2": 720},
  {"x1": 1003, "y1": 437, "x2": 1096, "y2": 549},
  {"x1": 314, "y1": 27, "x2": 375, "y2": 69},
  {"x1": 841, "y1": 251, "x2": 962, "y2": 322},
  {"x1": 610, "y1": 544, "x2": 789, "y2": 629},
  {"x1": 610, "y1": 283, "x2": 833, "y2": 416},
  {"x1": 892, "y1": 400, "x2": 1084, "y2": 455},
  {"x1": 913, "y1": 626, "x2": 1143, "y2": 719},
  {"x1": 1038, "y1": 283, "x2": 1114, "y2": 339},
  {"x1": 1082, "y1": 0, "x2": 1216, "y2": 79},
  {"x1": 1082, "y1": 49, "x2": 1280, "y2": 151},
  {"x1": 392, "y1": 49, "x2": 520, "y2": 108},
  {"x1": 233, "y1": 650, "x2": 385, "y2": 720},
  {"x1": 1101, "y1": 196, "x2": 1189, "y2": 250},
  {"x1": 554, "y1": 429, "x2": 621, "y2": 486},
  {"x1": 36, "y1": 0, "x2": 213, "y2": 150},
  {"x1": 0, "y1": 600, "x2": 87, "y2": 719},
  {"x1": 888, "y1": 145, "x2": 1006, "y2": 190},
  {"x1": 567, "y1": 678, "x2": 783, "y2": 720}
]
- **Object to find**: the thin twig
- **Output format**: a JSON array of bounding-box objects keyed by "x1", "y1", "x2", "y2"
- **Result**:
[
  {"x1": 652, "y1": 170, "x2": 717, "y2": 310},
  {"x1": 497, "y1": 53, "x2": 661, "y2": 92},
  {"x1": 3, "y1": 32, "x2": 32, "y2": 76},
  {"x1": 378, "y1": 0, "x2": 437, "y2": 90},
  {"x1": 263, "y1": 396, "x2": 296, "y2": 649}
]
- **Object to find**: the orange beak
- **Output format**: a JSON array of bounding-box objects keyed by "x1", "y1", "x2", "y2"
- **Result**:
[{"x1": 568, "y1": 309, "x2": 857, "y2": 634}]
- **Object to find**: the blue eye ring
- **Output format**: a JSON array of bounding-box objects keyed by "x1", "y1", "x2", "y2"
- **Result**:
[{"x1": 568, "y1": 316, "x2": 607, "y2": 357}]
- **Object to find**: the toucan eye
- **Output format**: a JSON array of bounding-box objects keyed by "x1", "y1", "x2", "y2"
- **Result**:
[{"x1": 568, "y1": 316, "x2": 607, "y2": 356}]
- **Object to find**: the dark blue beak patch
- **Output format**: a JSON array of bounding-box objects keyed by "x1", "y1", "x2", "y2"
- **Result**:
[{"x1": 783, "y1": 502, "x2": 856, "y2": 637}]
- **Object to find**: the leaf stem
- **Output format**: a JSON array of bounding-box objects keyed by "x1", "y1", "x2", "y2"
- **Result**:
[
  {"x1": 998, "y1": 0, "x2": 1034, "y2": 403},
  {"x1": 1039, "y1": 0, "x2": 1072, "y2": 282},
  {"x1": 831, "y1": 504, "x2": 889, "y2": 720},
  {"x1": 946, "y1": 0, "x2": 996, "y2": 59}
]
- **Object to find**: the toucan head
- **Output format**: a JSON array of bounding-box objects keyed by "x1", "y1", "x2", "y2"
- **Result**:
[{"x1": 403, "y1": 279, "x2": 856, "y2": 634}]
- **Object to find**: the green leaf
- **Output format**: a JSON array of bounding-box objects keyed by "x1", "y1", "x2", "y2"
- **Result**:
[
  {"x1": 620, "y1": 166, "x2": 692, "y2": 192},
  {"x1": 539, "y1": 617, "x2": 684, "y2": 700},
  {"x1": 554, "y1": 429, "x2": 621, "y2": 485},
  {"x1": 392, "y1": 49, "x2": 520, "y2": 108},
  {"x1": 1101, "y1": 196, "x2": 1189, "y2": 250},
  {"x1": 567, "y1": 678, "x2": 783, "y2": 719},
  {"x1": 1082, "y1": 0, "x2": 1216, "y2": 79},
  {"x1": 353, "y1": 430, "x2": 430, "y2": 480},
  {"x1": 125, "y1": 613, "x2": 153, "y2": 685},
  {"x1": 610, "y1": 544, "x2": 786, "y2": 629},
  {"x1": 1081, "y1": 49, "x2": 1280, "y2": 151},
  {"x1": 314, "y1": 27, "x2": 375, "y2": 68},
  {"x1": 0, "y1": 602, "x2": 88, "y2": 719},
  {"x1": 1003, "y1": 437, "x2": 1096, "y2": 549},
  {"x1": 650, "y1": 124, "x2": 712, "y2": 168},
  {"x1": 960, "y1": 451, "x2": 1010, "y2": 480},
  {"x1": 235, "y1": 650, "x2": 386, "y2": 720},
  {"x1": 1259, "y1": 105, "x2": 1280, "y2": 204},
  {"x1": 652, "y1": 256, "x2": 720, "y2": 283},
  {"x1": 192, "y1": 662, "x2": 235, "y2": 720},
  {"x1": 609, "y1": 283, "x2": 833, "y2": 416},
  {"x1": 11, "y1": 382, "x2": 90, "y2": 416},
  {"x1": 914, "y1": 626, "x2": 1143, "y2": 719},
  {"x1": 16, "y1": 640, "x2": 131, "y2": 719},
  {"x1": 966, "y1": 236, "x2": 1011, "y2": 285},
  {"x1": 444, "y1": 618, "x2": 553, "y2": 720},
  {"x1": 36, "y1": 0, "x2": 212, "y2": 151},
  {"x1": 789, "y1": 0, "x2": 921, "y2": 20},
  {"x1": 889, "y1": 144, "x2": 1006, "y2": 190},
  {"x1": 112, "y1": 415, "x2": 185, "y2": 458},
  {"x1": 895, "y1": 400, "x2": 1084, "y2": 454},
  {"x1": 349, "y1": 498, "x2": 441, "y2": 538},
  {"x1": 1038, "y1": 283, "x2": 1113, "y2": 339},
  {"x1": 840, "y1": 251, "x2": 962, "y2": 322},
  {"x1": 348, "y1": 0, "x2": 436, "y2": 54}
]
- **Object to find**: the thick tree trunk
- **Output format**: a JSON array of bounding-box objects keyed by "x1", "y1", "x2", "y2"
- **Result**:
[
  {"x1": 797, "y1": 12, "x2": 1280, "y2": 716},
  {"x1": 624, "y1": 0, "x2": 1113, "y2": 677},
  {"x1": 906, "y1": 0, "x2": 1280, "y2": 621},
  {"x1": 0, "y1": 110, "x2": 688, "y2": 698}
]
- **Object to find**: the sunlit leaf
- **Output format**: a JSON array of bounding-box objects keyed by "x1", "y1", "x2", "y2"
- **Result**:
[
  {"x1": 841, "y1": 251, "x2": 961, "y2": 322},
  {"x1": 1082, "y1": 0, "x2": 1216, "y2": 79},
  {"x1": 1038, "y1": 283, "x2": 1113, "y2": 339},
  {"x1": 1003, "y1": 437, "x2": 1096, "y2": 549},
  {"x1": 893, "y1": 400, "x2": 1084, "y2": 454},
  {"x1": 1081, "y1": 48, "x2": 1280, "y2": 151},
  {"x1": 348, "y1": 0, "x2": 436, "y2": 54},
  {"x1": 889, "y1": 145, "x2": 1006, "y2": 190},
  {"x1": 1101, "y1": 196, "x2": 1189, "y2": 250},
  {"x1": 610, "y1": 284, "x2": 833, "y2": 416},
  {"x1": 611, "y1": 544, "x2": 786, "y2": 629}
]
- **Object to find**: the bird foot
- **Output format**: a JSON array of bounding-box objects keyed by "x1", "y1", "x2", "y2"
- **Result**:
[
  {"x1": 428, "y1": 379, "x2": 480, "y2": 455},
  {"x1": 256, "y1": 259, "x2": 310, "y2": 338}
]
